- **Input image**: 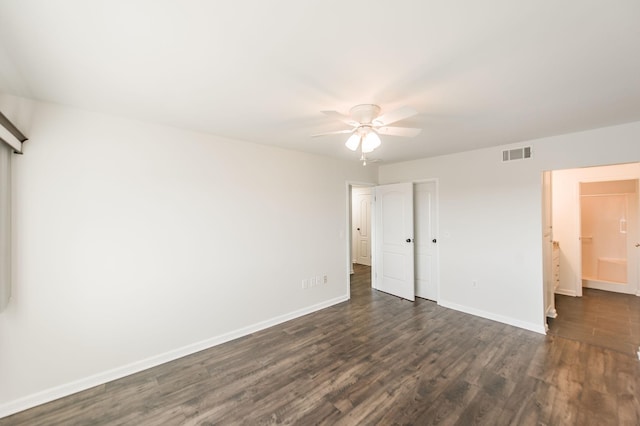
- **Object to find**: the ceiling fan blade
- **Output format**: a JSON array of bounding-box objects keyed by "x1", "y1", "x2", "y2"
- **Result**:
[
  {"x1": 372, "y1": 106, "x2": 418, "y2": 126},
  {"x1": 321, "y1": 110, "x2": 359, "y2": 127},
  {"x1": 376, "y1": 126, "x2": 422, "y2": 137},
  {"x1": 311, "y1": 129, "x2": 354, "y2": 138}
]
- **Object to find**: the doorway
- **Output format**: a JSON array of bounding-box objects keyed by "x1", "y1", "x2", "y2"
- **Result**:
[
  {"x1": 352, "y1": 186, "x2": 372, "y2": 267},
  {"x1": 348, "y1": 183, "x2": 375, "y2": 291},
  {"x1": 545, "y1": 162, "x2": 640, "y2": 354},
  {"x1": 347, "y1": 180, "x2": 439, "y2": 302},
  {"x1": 549, "y1": 163, "x2": 640, "y2": 298}
]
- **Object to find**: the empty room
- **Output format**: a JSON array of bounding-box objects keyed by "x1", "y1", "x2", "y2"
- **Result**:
[{"x1": 1, "y1": 1, "x2": 640, "y2": 424}]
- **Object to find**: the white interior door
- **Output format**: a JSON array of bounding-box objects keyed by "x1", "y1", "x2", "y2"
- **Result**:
[
  {"x1": 374, "y1": 182, "x2": 415, "y2": 301},
  {"x1": 352, "y1": 188, "x2": 371, "y2": 266},
  {"x1": 414, "y1": 182, "x2": 438, "y2": 301}
]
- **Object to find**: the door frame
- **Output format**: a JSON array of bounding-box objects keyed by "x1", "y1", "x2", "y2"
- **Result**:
[{"x1": 541, "y1": 170, "x2": 556, "y2": 331}]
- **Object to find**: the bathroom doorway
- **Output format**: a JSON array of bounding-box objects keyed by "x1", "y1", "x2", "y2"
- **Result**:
[
  {"x1": 551, "y1": 162, "x2": 640, "y2": 298},
  {"x1": 547, "y1": 162, "x2": 640, "y2": 356}
]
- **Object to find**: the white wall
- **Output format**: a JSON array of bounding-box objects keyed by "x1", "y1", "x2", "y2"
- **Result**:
[
  {"x1": 379, "y1": 121, "x2": 640, "y2": 333},
  {"x1": 551, "y1": 162, "x2": 640, "y2": 296},
  {"x1": 0, "y1": 95, "x2": 377, "y2": 416}
]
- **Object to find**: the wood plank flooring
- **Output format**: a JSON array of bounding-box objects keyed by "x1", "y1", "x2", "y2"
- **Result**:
[
  {"x1": 2, "y1": 264, "x2": 639, "y2": 425},
  {"x1": 548, "y1": 288, "x2": 640, "y2": 356}
]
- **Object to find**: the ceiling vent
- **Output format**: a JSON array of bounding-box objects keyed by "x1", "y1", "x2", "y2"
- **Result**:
[{"x1": 502, "y1": 146, "x2": 531, "y2": 162}]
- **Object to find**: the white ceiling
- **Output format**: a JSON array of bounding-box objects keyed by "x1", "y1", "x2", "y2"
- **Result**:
[{"x1": 1, "y1": 1, "x2": 639, "y2": 163}]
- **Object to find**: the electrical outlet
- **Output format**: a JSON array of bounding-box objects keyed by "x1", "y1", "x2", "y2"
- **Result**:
[
  {"x1": 323, "y1": 275, "x2": 328, "y2": 284},
  {"x1": 472, "y1": 280, "x2": 478, "y2": 288}
]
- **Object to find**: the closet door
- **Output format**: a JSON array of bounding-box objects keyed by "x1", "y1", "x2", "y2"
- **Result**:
[
  {"x1": 414, "y1": 182, "x2": 438, "y2": 301},
  {"x1": 374, "y1": 183, "x2": 415, "y2": 301}
]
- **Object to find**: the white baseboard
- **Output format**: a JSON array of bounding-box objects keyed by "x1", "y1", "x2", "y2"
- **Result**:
[
  {"x1": 0, "y1": 295, "x2": 349, "y2": 419},
  {"x1": 438, "y1": 299, "x2": 547, "y2": 335},
  {"x1": 554, "y1": 288, "x2": 577, "y2": 297}
]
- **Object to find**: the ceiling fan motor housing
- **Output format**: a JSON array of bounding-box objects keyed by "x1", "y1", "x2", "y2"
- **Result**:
[{"x1": 349, "y1": 104, "x2": 381, "y2": 124}]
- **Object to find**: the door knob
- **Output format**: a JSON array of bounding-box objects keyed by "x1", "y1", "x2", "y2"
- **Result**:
[
  {"x1": 432, "y1": 239, "x2": 437, "y2": 243},
  {"x1": 636, "y1": 243, "x2": 640, "y2": 248},
  {"x1": 406, "y1": 238, "x2": 412, "y2": 243},
  {"x1": 357, "y1": 228, "x2": 360, "y2": 231}
]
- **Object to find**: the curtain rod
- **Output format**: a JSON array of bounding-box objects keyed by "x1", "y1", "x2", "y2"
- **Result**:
[{"x1": 0, "y1": 111, "x2": 27, "y2": 154}]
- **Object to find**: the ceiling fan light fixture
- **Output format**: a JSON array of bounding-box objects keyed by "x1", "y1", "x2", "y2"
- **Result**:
[
  {"x1": 316, "y1": 104, "x2": 420, "y2": 161},
  {"x1": 361, "y1": 131, "x2": 381, "y2": 153},
  {"x1": 345, "y1": 133, "x2": 360, "y2": 151}
]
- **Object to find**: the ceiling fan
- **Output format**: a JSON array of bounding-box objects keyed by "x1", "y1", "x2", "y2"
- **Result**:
[{"x1": 313, "y1": 104, "x2": 421, "y2": 165}]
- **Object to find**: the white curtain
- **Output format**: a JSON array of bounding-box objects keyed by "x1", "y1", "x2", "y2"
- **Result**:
[{"x1": 0, "y1": 142, "x2": 10, "y2": 311}]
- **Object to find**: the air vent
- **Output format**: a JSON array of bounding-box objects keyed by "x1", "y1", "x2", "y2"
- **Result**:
[{"x1": 502, "y1": 146, "x2": 532, "y2": 162}]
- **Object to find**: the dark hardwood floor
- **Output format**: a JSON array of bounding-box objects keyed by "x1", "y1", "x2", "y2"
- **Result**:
[
  {"x1": 548, "y1": 288, "x2": 640, "y2": 356},
  {"x1": 3, "y1": 264, "x2": 639, "y2": 425}
]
